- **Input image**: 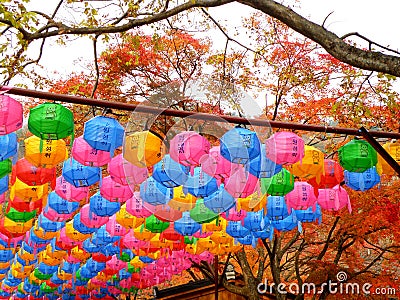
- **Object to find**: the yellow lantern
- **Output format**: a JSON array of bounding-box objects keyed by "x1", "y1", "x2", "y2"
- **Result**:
[
  {"x1": 38, "y1": 252, "x2": 63, "y2": 266},
  {"x1": 70, "y1": 246, "x2": 90, "y2": 261},
  {"x1": 237, "y1": 191, "x2": 267, "y2": 212},
  {"x1": 133, "y1": 225, "x2": 157, "y2": 241},
  {"x1": 29, "y1": 272, "x2": 43, "y2": 285},
  {"x1": 196, "y1": 237, "x2": 217, "y2": 254},
  {"x1": 129, "y1": 256, "x2": 147, "y2": 269},
  {"x1": 33, "y1": 226, "x2": 58, "y2": 240},
  {"x1": 204, "y1": 218, "x2": 227, "y2": 232},
  {"x1": 286, "y1": 145, "x2": 325, "y2": 182},
  {"x1": 168, "y1": 186, "x2": 197, "y2": 211},
  {"x1": 0, "y1": 262, "x2": 10, "y2": 269},
  {"x1": 148, "y1": 234, "x2": 167, "y2": 249},
  {"x1": 376, "y1": 141, "x2": 400, "y2": 175},
  {"x1": 185, "y1": 243, "x2": 197, "y2": 255},
  {"x1": 10, "y1": 178, "x2": 49, "y2": 202},
  {"x1": 95, "y1": 271, "x2": 113, "y2": 282},
  {"x1": 65, "y1": 221, "x2": 91, "y2": 242},
  {"x1": 45, "y1": 244, "x2": 67, "y2": 260},
  {"x1": 2, "y1": 216, "x2": 33, "y2": 234},
  {"x1": 57, "y1": 271, "x2": 72, "y2": 281},
  {"x1": 116, "y1": 205, "x2": 145, "y2": 229},
  {"x1": 18, "y1": 249, "x2": 35, "y2": 263},
  {"x1": 0, "y1": 274, "x2": 5, "y2": 280},
  {"x1": 209, "y1": 231, "x2": 233, "y2": 245},
  {"x1": 24, "y1": 135, "x2": 68, "y2": 168},
  {"x1": 123, "y1": 130, "x2": 165, "y2": 167},
  {"x1": 147, "y1": 250, "x2": 162, "y2": 260}
]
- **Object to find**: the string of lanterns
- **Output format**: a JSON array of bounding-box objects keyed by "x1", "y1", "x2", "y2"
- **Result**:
[{"x1": 0, "y1": 95, "x2": 396, "y2": 300}]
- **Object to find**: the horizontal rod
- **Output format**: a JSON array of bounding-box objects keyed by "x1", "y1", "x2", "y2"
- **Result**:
[{"x1": 2, "y1": 85, "x2": 400, "y2": 139}]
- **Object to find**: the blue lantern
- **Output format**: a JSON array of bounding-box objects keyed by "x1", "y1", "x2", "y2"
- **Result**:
[
  {"x1": 83, "y1": 116, "x2": 124, "y2": 155},
  {"x1": 220, "y1": 126, "x2": 261, "y2": 164},
  {"x1": 47, "y1": 191, "x2": 80, "y2": 214},
  {"x1": 295, "y1": 204, "x2": 322, "y2": 224},
  {"x1": 183, "y1": 167, "x2": 219, "y2": 198},
  {"x1": 62, "y1": 158, "x2": 101, "y2": 188},
  {"x1": 91, "y1": 225, "x2": 120, "y2": 246},
  {"x1": 236, "y1": 234, "x2": 256, "y2": 247},
  {"x1": 252, "y1": 221, "x2": 274, "y2": 240},
  {"x1": 248, "y1": 145, "x2": 282, "y2": 178},
  {"x1": 0, "y1": 175, "x2": 8, "y2": 195},
  {"x1": 82, "y1": 239, "x2": 101, "y2": 253},
  {"x1": 37, "y1": 262, "x2": 58, "y2": 274},
  {"x1": 344, "y1": 166, "x2": 380, "y2": 191},
  {"x1": 139, "y1": 256, "x2": 154, "y2": 263},
  {"x1": 89, "y1": 192, "x2": 121, "y2": 217},
  {"x1": 100, "y1": 243, "x2": 121, "y2": 257},
  {"x1": 73, "y1": 213, "x2": 97, "y2": 234},
  {"x1": 271, "y1": 213, "x2": 302, "y2": 232},
  {"x1": 37, "y1": 214, "x2": 65, "y2": 232},
  {"x1": 0, "y1": 250, "x2": 14, "y2": 262},
  {"x1": 243, "y1": 209, "x2": 265, "y2": 231},
  {"x1": 266, "y1": 196, "x2": 290, "y2": 221},
  {"x1": 174, "y1": 212, "x2": 201, "y2": 236},
  {"x1": 140, "y1": 176, "x2": 172, "y2": 206},
  {"x1": 50, "y1": 273, "x2": 66, "y2": 285},
  {"x1": 226, "y1": 220, "x2": 250, "y2": 238},
  {"x1": 152, "y1": 154, "x2": 189, "y2": 188},
  {"x1": 60, "y1": 261, "x2": 80, "y2": 274},
  {"x1": 0, "y1": 132, "x2": 17, "y2": 161},
  {"x1": 119, "y1": 268, "x2": 132, "y2": 280},
  {"x1": 203, "y1": 185, "x2": 235, "y2": 214}
]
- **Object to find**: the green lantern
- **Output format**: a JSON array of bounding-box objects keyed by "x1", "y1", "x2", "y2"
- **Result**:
[
  {"x1": 5, "y1": 207, "x2": 37, "y2": 222},
  {"x1": 28, "y1": 102, "x2": 74, "y2": 140},
  {"x1": 261, "y1": 168, "x2": 294, "y2": 196},
  {"x1": 34, "y1": 269, "x2": 52, "y2": 280},
  {"x1": 189, "y1": 199, "x2": 218, "y2": 224},
  {"x1": 338, "y1": 139, "x2": 377, "y2": 172},
  {"x1": 40, "y1": 282, "x2": 56, "y2": 293},
  {"x1": 127, "y1": 262, "x2": 141, "y2": 274},
  {"x1": 144, "y1": 214, "x2": 169, "y2": 233},
  {"x1": 75, "y1": 269, "x2": 90, "y2": 282},
  {"x1": 184, "y1": 236, "x2": 198, "y2": 244},
  {"x1": 0, "y1": 158, "x2": 11, "y2": 179}
]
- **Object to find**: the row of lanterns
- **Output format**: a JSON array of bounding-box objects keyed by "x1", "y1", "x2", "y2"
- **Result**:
[{"x1": 0, "y1": 96, "x2": 394, "y2": 300}]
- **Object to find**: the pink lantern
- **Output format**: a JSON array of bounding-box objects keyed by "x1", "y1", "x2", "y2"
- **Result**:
[
  {"x1": 0, "y1": 193, "x2": 5, "y2": 205},
  {"x1": 224, "y1": 165, "x2": 259, "y2": 198},
  {"x1": 55, "y1": 176, "x2": 89, "y2": 202},
  {"x1": 0, "y1": 95, "x2": 23, "y2": 134},
  {"x1": 317, "y1": 184, "x2": 352, "y2": 213},
  {"x1": 106, "y1": 255, "x2": 127, "y2": 271},
  {"x1": 169, "y1": 131, "x2": 210, "y2": 168},
  {"x1": 80, "y1": 204, "x2": 109, "y2": 228},
  {"x1": 122, "y1": 230, "x2": 149, "y2": 249},
  {"x1": 221, "y1": 206, "x2": 247, "y2": 221},
  {"x1": 265, "y1": 131, "x2": 305, "y2": 165},
  {"x1": 100, "y1": 176, "x2": 133, "y2": 203},
  {"x1": 153, "y1": 204, "x2": 183, "y2": 222},
  {"x1": 56, "y1": 227, "x2": 82, "y2": 250},
  {"x1": 125, "y1": 192, "x2": 153, "y2": 218},
  {"x1": 105, "y1": 215, "x2": 128, "y2": 236},
  {"x1": 107, "y1": 153, "x2": 148, "y2": 186},
  {"x1": 308, "y1": 159, "x2": 344, "y2": 189},
  {"x1": 285, "y1": 181, "x2": 317, "y2": 211},
  {"x1": 43, "y1": 206, "x2": 75, "y2": 222},
  {"x1": 200, "y1": 146, "x2": 240, "y2": 184},
  {"x1": 72, "y1": 135, "x2": 111, "y2": 167}
]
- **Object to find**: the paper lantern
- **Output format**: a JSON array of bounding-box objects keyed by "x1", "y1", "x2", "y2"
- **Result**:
[
  {"x1": 115, "y1": 205, "x2": 144, "y2": 229},
  {"x1": 125, "y1": 192, "x2": 153, "y2": 219},
  {"x1": 308, "y1": 159, "x2": 344, "y2": 189},
  {"x1": 203, "y1": 185, "x2": 235, "y2": 214},
  {"x1": 123, "y1": 130, "x2": 165, "y2": 167},
  {"x1": 152, "y1": 154, "x2": 189, "y2": 188},
  {"x1": 37, "y1": 214, "x2": 64, "y2": 232},
  {"x1": 174, "y1": 212, "x2": 201, "y2": 236},
  {"x1": 248, "y1": 145, "x2": 282, "y2": 179},
  {"x1": 243, "y1": 209, "x2": 265, "y2": 231},
  {"x1": 105, "y1": 215, "x2": 128, "y2": 237},
  {"x1": 220, "y1": 206, "x2": 247, "y2": 221},
  {"x1": 100, "y1": 176, "x2": 133, "y2": 203},
  {"x1": 285, "y1": 181, "x2": 317, "y2": 211},
  {"x1": 226, "y1": 221, "x2": 250, "y2": 238},
  {"x1": 24, "y1": 136, "x2": 67, "y2": 168},
  {"x1": 144, "y1": 215, "x2": 169, "y2": 233},
  {"x1": 183, "y1": 167, "x2": 218, "y2": 198},
  {"x1": 28, "y1": 102, "x2": 73, "y2": 140},
  {"x1": 286, "y1": 145, "x2": 325, "y2": 181},
  {"x1": 200, "y1": 146, "x2": 238, "y2": 184},
  {"x1": 91, "y1": 225, "x2": 120, "y2": 246},
  {"x1": 261, "y1": 168, "x2": 294, "y2": 196},
  {"x1": 12, "y1": 158, "x2": 56, "y2": 187},
  {"x1": 62, "y1": 158, "x2": 101, "y2": 188},
  {"x1": 140, "y1": 176, "x2": 172, "y2": 206},
  {"x1": 83, "y1": 116, "x2": 124, "y2": 155},
  {"x1": 107, "y1": 154, "x2": 148, "y2": 186},
  {"x1": 344, "y1": 167, "x2": 380, "y2": 191},
  {"x1": 5, "y1": 207, "x2": 36, "y2": 223},
  {"x1": 0, "y1": 176, "x2": 8, "y2": 195},
  {"x1": 237, "y1": 191, "x2": 267, "y2": 212},
  {"x1": 0, "y1": 132, "x2": 18, "y2": 160},
  {"x1": 220, "y1": 126, "x2": 261, "y2": 164},
  {"x1": 10, "y1": 178, "x2": 48, "y2": 202},
  {"x1": 169, "y1": 131, "x2": 210, "y2": 167},
  {"x1": 47, "y1": 191, "x2": 79, "y2": 214},
  {"x1": 0, "y1": 95, "x2": 23, "y2": 134},
  {"x1": 168, "y1": 185, "x2": 197, "y2": 212},
  {"x1": 295, "y1": 204, "x2": 322, "y2": 224},
  {"x1": 338, "y1": 139, "x2": 377, "y2": 172},
  {"x1": 224, "y1": 165, "x2": 259, "y2": 198},
  {"x1": 42, "y1": 204, "x2": 74, "y2": 222},
  {"x1": 72, "y1": 213, "x2": 97, "y2": 235},
  {"x1": 270, "y1": 213, "x2": 302, "y2": 232},
  {"x1": 65, "y1": 221, "x2": 91, "y2": 242},
  {"x1": 189, "y1": 199, "x2": 218, "y2": 224},
  {"x1": 265, "y1": 131, "x2": 305, "y2": 165},
  {"x1": 89, "y1": 192, "x2": 121, "y2": 217},
  {"x1": 266, "y1": 196, "x2": 290, "y2": 221},
  {"x1": 54, "y1": 176, "x2": 89, "y2": 202},
  {"x1": 317, "y1": 185, "x2": 352, "y2": 213},
  {"x1": 0, "y1": 159, "x2": 11, "y2": 179},
  {"x1": 31, "y1": 226, "x2": 57, "y2": 241},
  {"x1": 72, "y1": 136, "x2": 111, "y2": 167},
  {"x1": 376, "y1": 140, "x2": 400, "y2": 175},
  {"x1": 1, "y1": 217, "x2": 33, "y2": 235},
  {"x1": 153, "y1": 204, "x2": 182, "y2": 222}
]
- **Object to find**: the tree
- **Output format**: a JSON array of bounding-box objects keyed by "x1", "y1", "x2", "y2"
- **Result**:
[{"x1": 1, "y1": 0, "x2": 400, "y2": 88}]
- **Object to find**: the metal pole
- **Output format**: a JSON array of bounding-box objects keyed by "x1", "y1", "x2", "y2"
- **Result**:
[
  {"x1": 214, "y1": 255, "x2": 219, "y2": 300},
  {"x1": 3, "y1": 86, "x2": 400, "y2": 139}
]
